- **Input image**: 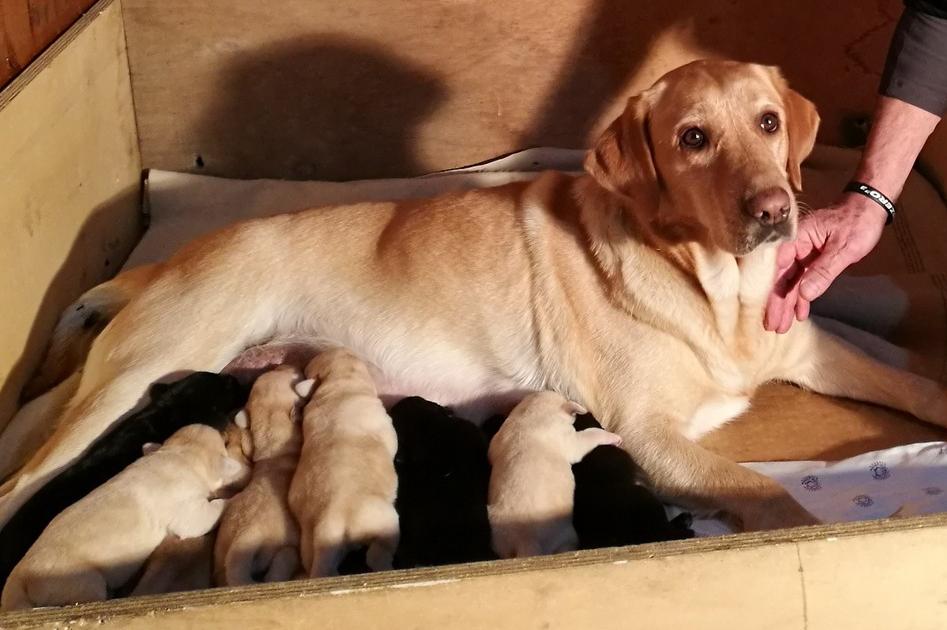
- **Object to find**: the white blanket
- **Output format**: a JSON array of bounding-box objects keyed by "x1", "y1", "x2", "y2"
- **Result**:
[{"x1": 681, "y1": 442, "x2": 947, "y2": 536}]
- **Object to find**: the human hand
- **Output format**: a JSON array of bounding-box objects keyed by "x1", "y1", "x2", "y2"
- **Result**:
[{"x1": 764, "y1": 193, "x2": 888, "y2": 333}]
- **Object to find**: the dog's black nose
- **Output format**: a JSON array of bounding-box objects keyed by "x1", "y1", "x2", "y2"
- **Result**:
[{"x1": 744, "y1": 188, "x2": 791, "y2": 226}]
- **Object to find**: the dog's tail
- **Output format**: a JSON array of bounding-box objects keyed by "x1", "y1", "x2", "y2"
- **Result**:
[{"x1": 21, "y1": 263, "x2": 159, "y2": 401}]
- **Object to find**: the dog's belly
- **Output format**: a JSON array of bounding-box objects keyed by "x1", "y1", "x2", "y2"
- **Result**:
[{"x1": 223, "y1": 339, "x2": 539, "y2": 423}]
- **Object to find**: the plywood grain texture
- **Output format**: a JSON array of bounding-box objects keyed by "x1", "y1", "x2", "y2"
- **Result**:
[
  {"x1": 2, "y1": 514, "x2": 947, "y2": 629},
  {"x1": 0, "y1": 0, "x2": 141, "y2": 429},
  {"x1": 121, "y1": 0, "x2": 905, "y2": 181},
  {"x1": 0, "y1": 0, "x2": 98, "y2": 87}
]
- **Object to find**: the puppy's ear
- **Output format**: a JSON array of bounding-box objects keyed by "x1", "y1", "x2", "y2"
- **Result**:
[
  {"x1": 768, "y1": 67, "x2": 820, "y2": 191},
  {"x1": 584, "y1": 93, "x2": 659, "y2": 211},
  {"x1": 234, "y1": 409, "x2": 249, "y2": 429},
  {"x1": 295, "y1": 378, "x2": 316, "y2": 398},
  {"x1": 142, "y1": 442, "x2": 161, "y2": 455},
  {"x1": 221, "y1": 456, "x2": 245, "y2": 482},
  {"x1": 562, "y1": 400, "x2": 588, "y2": 417},
  {"x1": 149, "y1": 382, "x2": 172, "y2": 399}
]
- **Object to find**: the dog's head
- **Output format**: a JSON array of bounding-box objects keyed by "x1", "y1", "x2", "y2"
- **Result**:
[{"x1": 585, "y1": 59, "x2": 819, "y2": 256}]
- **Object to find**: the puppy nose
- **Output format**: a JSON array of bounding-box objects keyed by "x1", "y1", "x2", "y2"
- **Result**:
[{"x1": 744, "y1": 188, "x2": 791, "y2": 226}]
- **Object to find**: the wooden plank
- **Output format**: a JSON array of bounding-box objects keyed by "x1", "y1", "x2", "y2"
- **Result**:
[
  {"x1": 0, "y1": 0, "x2": 142, "y2": 430},
  {"x1": 122, "y1": 0, "x2": 903, "y2": 181},
  {"x1": 2, "y1": 514, "x2": 947, "y2": 629},
  {"x1": 0, "y1": 0, "x2": 98, "y2": 88}
]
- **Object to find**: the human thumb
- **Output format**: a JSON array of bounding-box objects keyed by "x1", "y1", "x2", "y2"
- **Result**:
[{"x1": 798, "y1": 249, "x2": 850, "y2": 302}]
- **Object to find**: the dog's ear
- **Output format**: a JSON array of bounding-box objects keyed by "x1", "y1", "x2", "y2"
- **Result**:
[
  {"x1": 149, "y1": 382, "x2": 172, "y2": 399},
  {"x1": 294, "y1": 378, "x2": 316, "y2": 398},
  {"x1": 234, "y1": 409, "x2": 249, "y2": 429},
  {"x1": 221, "y1": 456, "x2": 245, "y2": 482},
  {"x1": 584, "y1": 93, "x2": 659, "y2": 211},
  {"x1": 768, "y1": 68, "x2": 820, "y2": 191},
  {"x1": 562, "y1": 399, "x2": 588, "y2": 417}
]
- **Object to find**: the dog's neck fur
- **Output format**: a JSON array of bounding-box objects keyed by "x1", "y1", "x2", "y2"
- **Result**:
[{"x1": 574, "y1": 175, "x2": 778, "y2": 392}]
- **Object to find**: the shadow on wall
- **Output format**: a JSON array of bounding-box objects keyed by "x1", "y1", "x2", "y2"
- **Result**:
[
  {"x1": 520, "y1": 0, "x2": 901, "y2": 150},
  {"x1": 189, "y1": 37, "x2": 446, "y2": 181}
]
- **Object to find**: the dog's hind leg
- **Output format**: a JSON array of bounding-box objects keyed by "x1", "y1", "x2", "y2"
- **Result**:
[
  {"x1": 0, "y1": 278, "x2": 263, "y2": 528},
  {"x1": 20, "y1": 263, "x2": 159, "y2": 401},
  {"x1": 0, "y1": 371, "x2": 80, "y2": 483}
]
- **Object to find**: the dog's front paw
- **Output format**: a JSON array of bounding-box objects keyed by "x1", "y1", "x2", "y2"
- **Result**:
[{"x1": 739, "y1": 493, "x2": 820, "y2": 532}]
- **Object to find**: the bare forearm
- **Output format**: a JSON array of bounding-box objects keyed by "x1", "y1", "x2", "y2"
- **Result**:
[{"x1": 853, "y1": 96, "x2": 940, "y2": 201}]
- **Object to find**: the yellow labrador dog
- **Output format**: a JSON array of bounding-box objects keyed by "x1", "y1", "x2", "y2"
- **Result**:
[{"x1": 6, "y1": 59, "x2": 947, "y2": 533}]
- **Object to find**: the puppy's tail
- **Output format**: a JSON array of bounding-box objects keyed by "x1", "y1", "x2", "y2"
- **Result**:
[{"x1": 21, "y1": 263, "x2": 159, "y2": 401}]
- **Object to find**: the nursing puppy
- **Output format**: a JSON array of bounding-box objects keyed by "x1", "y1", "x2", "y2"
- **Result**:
[
  {"x1": 571, "y1": 414, "x2": 694, "y2": 549},
  {"x1": 289, "y1": 349, "x2": 399, "y2": 577},
  {"x1": 390, "y1": 397, "x2": 494, "y2": 567},
  {"x1": 0, "y1": 372, "x2": 247, "y2": 587},
  {"x1": 215, "y1": 365, "x2": 303, "y2": 586},
  {"x1": 1, "y1": 425, "x2": 241, "y2": 610},
  {"x1": 488, "y1": 392, "x2": 621, "y2": 558}
]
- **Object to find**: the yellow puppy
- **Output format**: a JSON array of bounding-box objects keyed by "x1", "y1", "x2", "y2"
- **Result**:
[
  {"x1": 2, "y1": 425, "x2": 239, "y2": 610},
  {"x1": 214, "y1": 365, "x2": 304, "y2": 585},
  {"x1": 289, "y1": 349, "x2": 399, "y2": 577},
  {"x1": 488, "y1": 392, "x2": 621, "y2": 558}
]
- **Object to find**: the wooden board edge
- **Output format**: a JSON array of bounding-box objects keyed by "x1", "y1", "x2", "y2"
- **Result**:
[
  {"x1": 0, "y1": 0, "x2": 118, "y2": 112},
  {"x1": 2, "y1": 512, "x2": 945, "y2": 628}
]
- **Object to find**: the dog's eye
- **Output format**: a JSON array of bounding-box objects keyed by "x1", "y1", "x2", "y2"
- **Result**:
[
  {"x1": 760, "y1": 113, "x2": 779, "y2": 133},
  {"x1": 680, "y1": 127, "x2": 707, "y2": 149}
]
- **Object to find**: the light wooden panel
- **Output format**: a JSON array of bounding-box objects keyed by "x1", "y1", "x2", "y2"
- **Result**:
[
  {"x1": 0, "y1": 0, "x2": 98, "y2": 88},
  {"x1": 2, "y1": 514, "x2": 947, "y2": 629},
  {"x1": 122, "y1": 0, "x2": 903, "y2": 181},
  {"x1": 0, "y1": 0, "x2": 142, "y2": 429}
]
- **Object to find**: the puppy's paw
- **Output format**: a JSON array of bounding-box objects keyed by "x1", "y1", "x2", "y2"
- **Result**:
[{"x1": 600, "y1": 430, "x2": 623, "y2": 447}]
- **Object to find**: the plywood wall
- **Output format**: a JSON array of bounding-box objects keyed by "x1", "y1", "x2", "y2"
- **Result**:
[
  {"x1": 0, "y1": 0, "x2": 98, "y2": 87},
  {"x1": 122, "y1": 0, "x2": 905, "y2": 181},
  {"x1": 0, "y1": 0, "x2": 141, "y2": 428}
]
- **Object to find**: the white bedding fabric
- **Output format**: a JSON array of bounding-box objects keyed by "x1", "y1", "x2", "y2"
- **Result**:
[
  {"x1": 138, "y1": 146, "x2": 947, "y2": 536},
  {"x1": 678, "y1": 442, "x2": 947, "y2": 536}
]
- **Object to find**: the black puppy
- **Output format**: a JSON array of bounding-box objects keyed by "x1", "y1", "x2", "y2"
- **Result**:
[
  {"x1": 571, "y1": 414, "x2": 693, "y2": 549},
  {"x1": 389, "y1": 397, "x2": 495, "y2": 568},
  {"x1": 0, "y1": 372, "x2": 247, "y2": 585}
]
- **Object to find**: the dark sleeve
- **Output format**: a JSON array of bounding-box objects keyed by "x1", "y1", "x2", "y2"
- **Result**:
[
  {"x1": 906, "y1": 0, "x2": 947, "y2": 19},
  {"x1": 879, "y1": 4, "x2": 947, "y2": 115}
]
